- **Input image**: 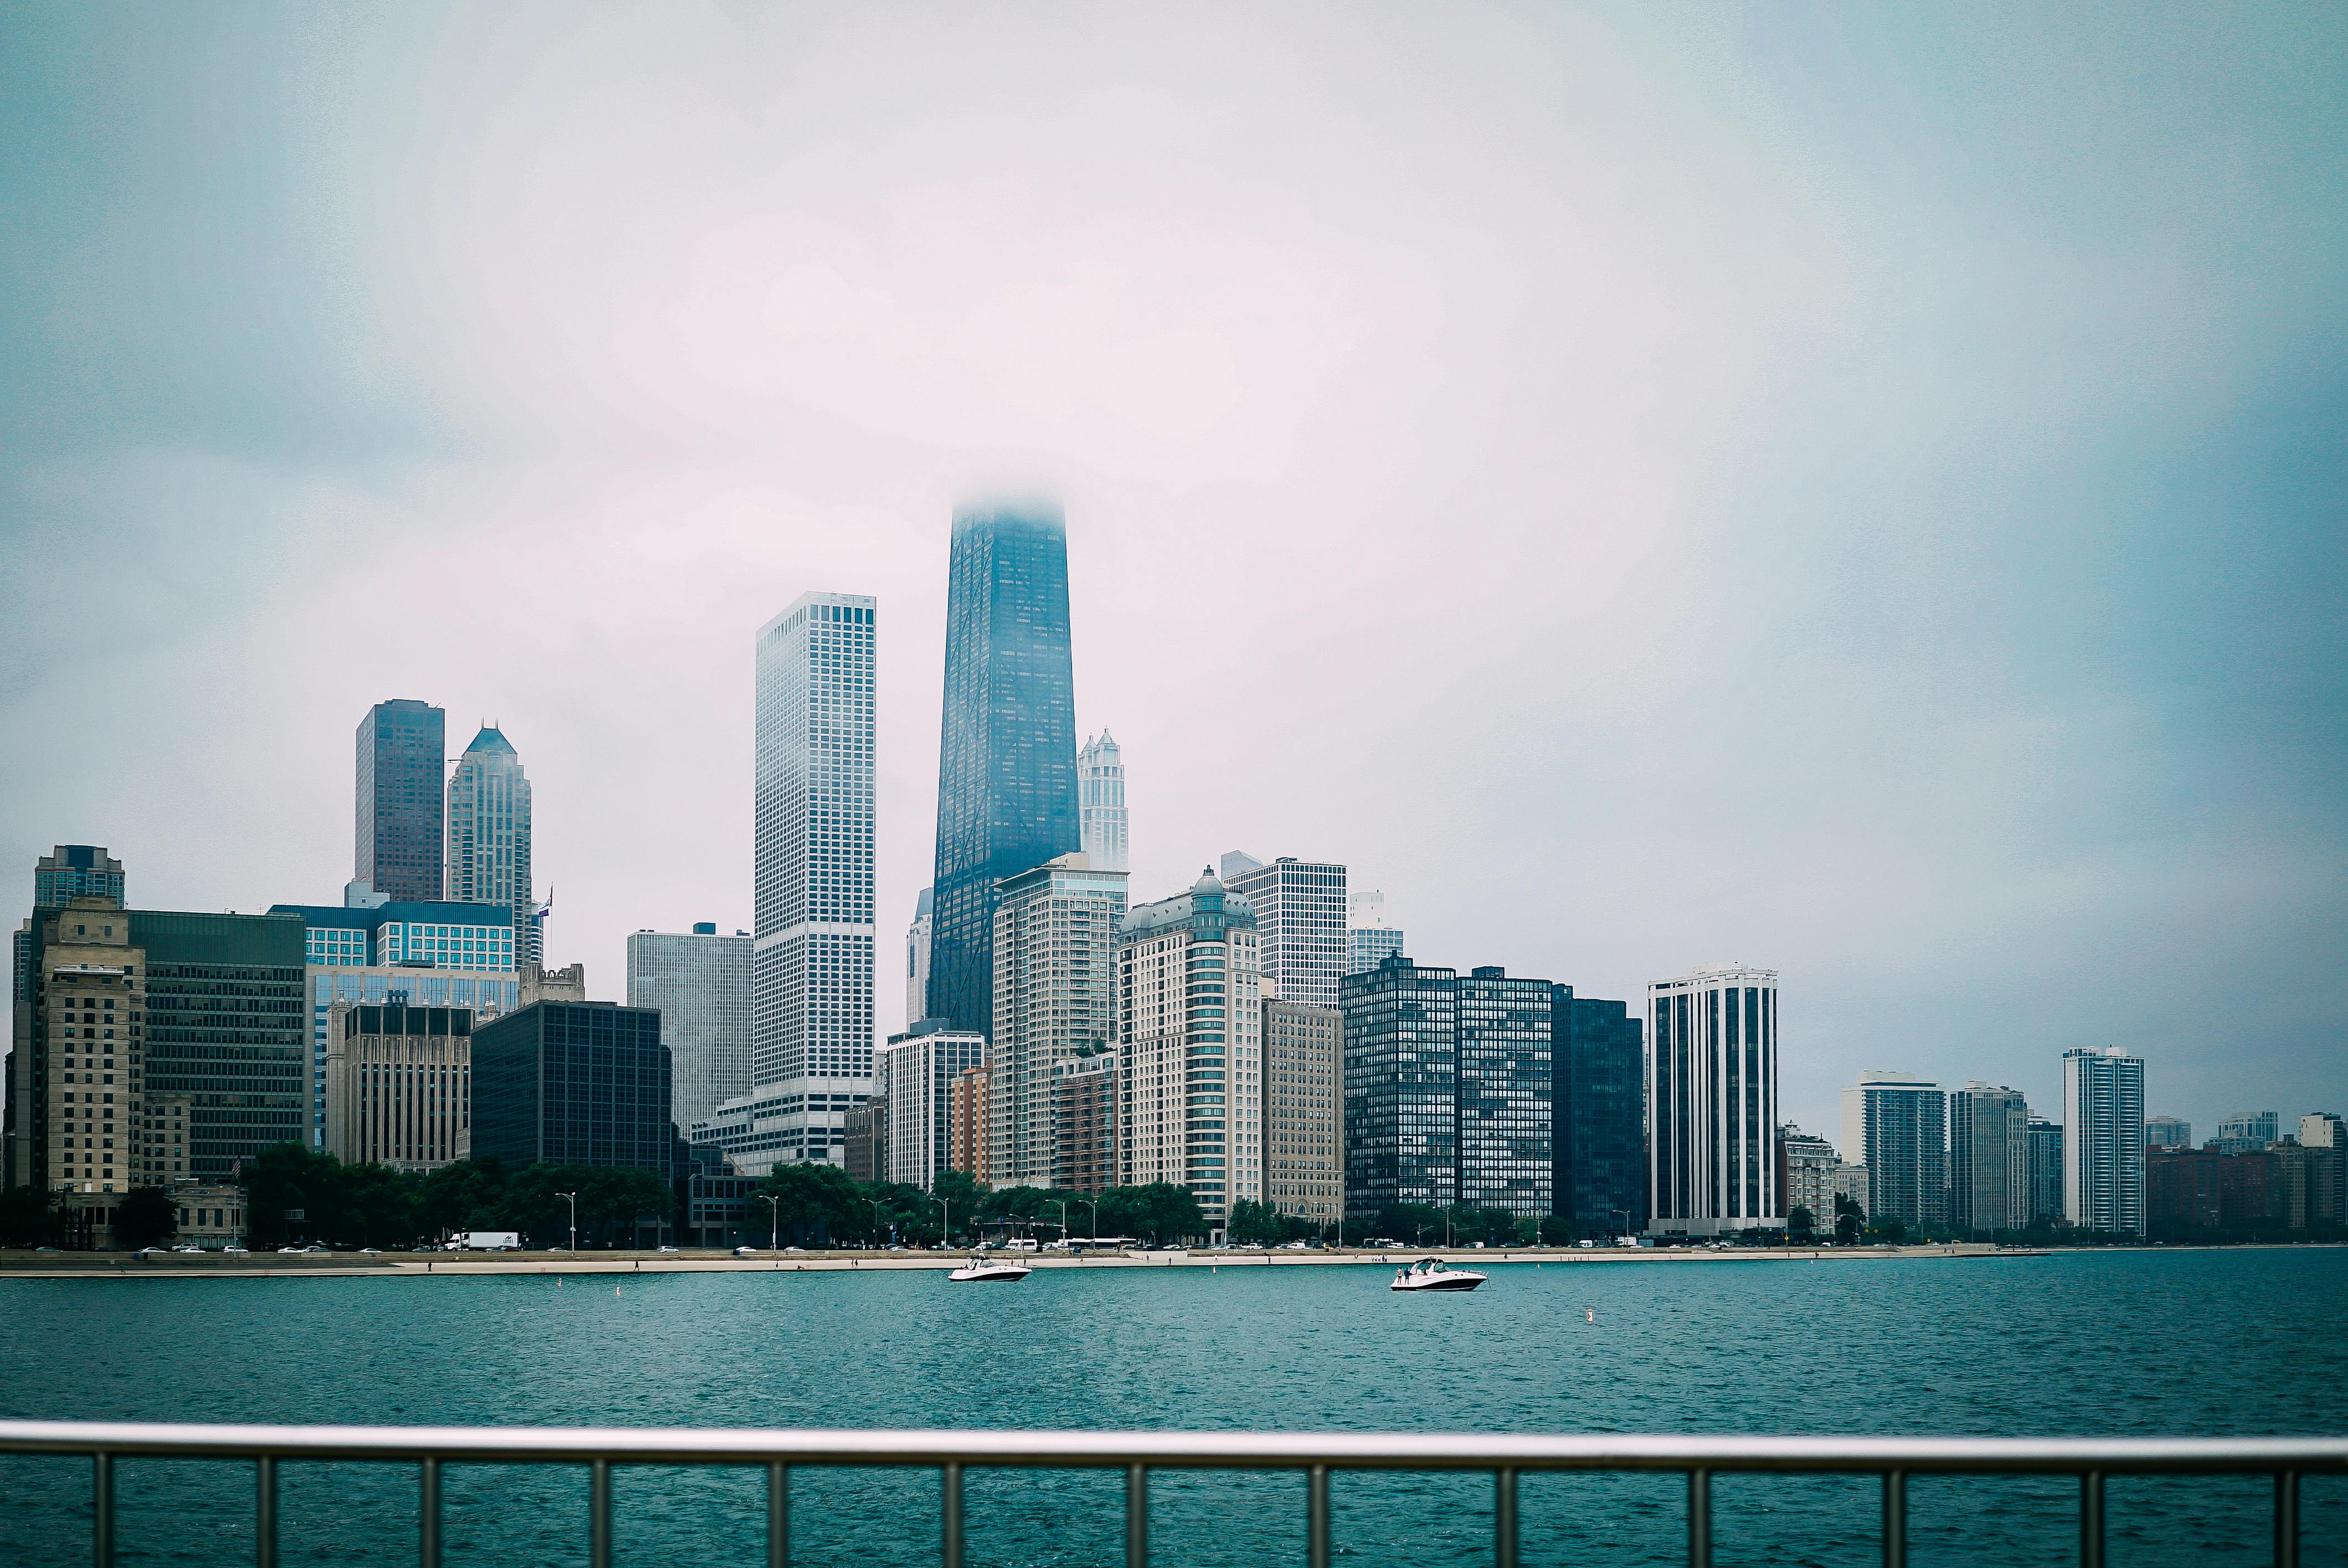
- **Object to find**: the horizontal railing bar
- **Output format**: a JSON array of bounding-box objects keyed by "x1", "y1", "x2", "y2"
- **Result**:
[{"x1": 4, "y1": 1423, "x2": 2345, "y2": 1475}]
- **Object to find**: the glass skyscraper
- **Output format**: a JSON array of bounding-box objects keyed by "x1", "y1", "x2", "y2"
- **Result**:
[
  {"x1": 927, "y1": 504, "x2": 1081, "y2": 1041},
  {"x1": 356, "y1": 699, "x2": 446, "y2": 902},
  {"x1": 627, "y1": 924, "x2": 753, "y2": 1130},
  {"x1": 443, "y1": 725, "x2": 537, "y2": 967},
  {"x1": 1554, "y1": 990, "x2": 1646, "y2": 1237}
]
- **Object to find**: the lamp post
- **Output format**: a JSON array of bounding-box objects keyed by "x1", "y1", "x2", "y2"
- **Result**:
[
  {"x1": 1079, "y1": 1198, "x2": 1099, "y2": 1241},
  {"x1": 932, "y1": 1196, "x2": 951, "y2": 1250},
  {"x1": 1051, "y1": 1199, "x2": 1070, "y2": 1246},
  {"x1": 759, "y1": 1194, "x2": 780, "y2": 1255},
  {"x1": 557, "y1": 1190, "x2": 578, "y2": 1256},
  {"x1": 866, "y1": 1197, "x2": 888, "y2": 1248},
  {"x1": 1445, "y1": 1208, "x2": 1454, "y2": 1250}
]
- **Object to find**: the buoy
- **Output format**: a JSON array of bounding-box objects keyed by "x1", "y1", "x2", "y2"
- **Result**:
[
  {"x1": 615, "y1": 1285, "x2": 622, "y2": 1297},
  {"x1": 1587, "y1": 1308, "x2": 1596, "y2": 1324}
]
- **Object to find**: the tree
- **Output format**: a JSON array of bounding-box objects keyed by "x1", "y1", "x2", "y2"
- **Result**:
[
  {"x1": 1228, "y1": 1199, "x2": 1285, "y2": 1245},
  {"x1": 0, "y1": 1185, "x2": 60, "y2": 1248},
  {"x1": 419, "y1": 1157, "x2": 508, "y2": 1241},
  {"x1": 1788, "y1": 1205, "x2": 1816, "y2": 1240},
  {"x1": 512, "y1": 1164, "x2": 677, "y2": 1247},
  {"x1": 239, "y1": 1142, "x2": 348, "y2": 1247},
  {"x1": 114, "y1": 1185, "x2": 179, "y2": 1250},
  {"x1": 746, "y1": 1161, "x2": 858, "y2": 1247},
  {"x1": 930, "y1": 1169, "x2": 986, "y2": 1243},
  {"x1": 1377, "y1": 1203, "x2": 1444, "y2": 1246},
  {"x1": 1098, "y1": 1184, "x2": 1205, "y2": 1245},
  {"x1": 1832, "y1": 1193, "x2": 1863, "y2": 1246},
  {"x1": 1537, "y1": 1214, "x2": 1576, "y2": 1246}
]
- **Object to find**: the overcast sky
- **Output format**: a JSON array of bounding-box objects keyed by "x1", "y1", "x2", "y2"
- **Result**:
[{"x1": 4, "y1": 3, "x2": 2342, "y2": 1142}]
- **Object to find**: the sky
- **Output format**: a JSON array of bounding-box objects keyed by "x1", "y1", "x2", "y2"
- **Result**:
[{"x1": 3, "y1": 3, "x2": 2342, "y2": 1144}]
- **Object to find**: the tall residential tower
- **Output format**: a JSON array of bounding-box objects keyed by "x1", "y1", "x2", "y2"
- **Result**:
[{"x1": 2063, "y1": 1046, "x2": 2145, "y2": 1235}]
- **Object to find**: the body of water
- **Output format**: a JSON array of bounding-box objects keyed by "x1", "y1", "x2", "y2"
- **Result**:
[{"x1": 3, "y1": 1249, "x2": 2342, "y2": 1566}]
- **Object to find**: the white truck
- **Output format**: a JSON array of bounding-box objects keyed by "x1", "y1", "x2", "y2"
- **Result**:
[{"x1": 445, "y1": 1231, "x2": 522, "y2": 1252}]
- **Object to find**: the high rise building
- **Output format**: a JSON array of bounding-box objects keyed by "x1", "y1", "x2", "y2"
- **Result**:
[
  {"x1": 444, "y1": 726, "x2": 538, "y2": 968},
  {"x1": 843, "y1": 1097, "x2": 885, "y2": 1183},
  {"x1": 1778, "y1": 1126, "x2": 1841, "y2": 1233},
  {"x1": 1078, "y1": 731, "x2": 1129, "y2": 873},
  {"x1": 1555, "y1": 992, "x2": 1646, "y2": 1239},
  {"x1": 322, "y1": 1002, "x2": 473, "y2": 1172},
  {"x1": 2145, "y1": 1115, "x2": 2192, "y2": 1149},
  {"x1": 874, "y1": 1022, "x2": 986, "y2": 1192},
  {"x1": 904, "y1": 888, "x2": 933, "y2": 1031},
  {"x1": 1649, "y1": 964, "x2": 1781, "y2": 1236},
  {"x1": 472, "y1": 1000, "x2": 674, "y2": 1177},
  {"x1": 1262, "y1": 997, "x2": 1342, "y2": 1229},
  {"x1": 1346, "y1": 888, "x2": 1404, "y2": 977},
  {"x1": 356, "y1": 699, "x2": 447, "y2": 902},
  {"x1": 2063, "y1": 1046, "x2": 2146, "y2": 1235},
  {"x1": 2304, "y1": 1112, "x2": 2346, "y2": 1151},
  {"x1": 34, "y1": 845, "x2": 125, "y2": 908},
  {"x1": 1341, "y1": 956, "x2": 1457, "y2": 1222},
  {"x1": 1053, "y1": 1053, "x2": 1119, "y2": 1196},
  {"x1": 1119, "y1": 869, "x2": 1259, "y2": 1227},
  {"x1": 1949, "y1": 1082, "x2": 2030, "y2": 1232},
  {"x1": 627, "y1": 924, "x2": 753, "y2": 1132},
  {"x1": 928, "y1": 504, "x2": 1080, "y2": 1039},
  {"x1": 1220, "y1": 854, "x2": 1347, "y2": 1008},
  {"x1": 2026, "y1": 1116, "x2": 2064, "y2": 1225},
  {"x1": 2148, "y1": 1146, "x2": 2281, "y2": 1230},
  {"x1": 990, "y1": 853, "x2": 1127, "y2": 1190},
  {"x1": 2212, "y1": 1111, "x2": 2280, "y2": 1153},
  {"x1": 1457, "y1": 966, "x2": 1552, "y2": 1216},
  {"x1": 9, "y1": 849, "x2": 127, "y2": 1185},
  {"x1": 948, "y1": 1065, "x2": 989, "y2": 1185},
  {"x1": 751, "y1": 591, "x2": 877, "y2": 1167},
  {"x1": 1840, "y1": 1073, "x2": 1947, "y2": 1230},
  {"x1": 2277, "y1": 1141, "x2": 2343, "y2": 1229}
]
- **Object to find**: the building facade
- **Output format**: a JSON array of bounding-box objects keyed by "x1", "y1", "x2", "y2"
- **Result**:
[
  {"x1": 2148, "y1": 1147, "x2": 2281, "y2": 1230},
  {"x1": 1555, "y1": 992, "x2": 1645, "y2": 1239},
  {"x1": 753, "y1": 591, "x2": 878, "y2": 1168},
  {"x1": 1220, "y1": 854, "x2": 1347, "y2": 1009},
  {"x1": 1341, "y1": 956, "x2": 1457, "y2": 1221},
  {"x1": 948, "y1": 1066, "x2": 989, "y2": 1184},
  {"x1": 1053, "y1": 1052, "x2": 1119, "y2": 1195},
  {"x1": 2144, "y1": 1116, "x2": 2192, "y2": 1150},
  {"x1": 992, "y1": 854, "x2": 1128, "y2": 1189},
  {"x1": 2027, "y1": 1116, "x2": 2064, "y2": 1225},
  {"x1": 1649, "y1": 964, "x2": 1781, "y2": 1236},
  {"x1": 1840, "y1": 1074, "x2": 1947, "y2": 1230},
  {"x1": 1456, "y1": 967, "x2": 1552, "y2": 1216},
  {"x1": 626, "y1": 924, "x2": 752, "y2": 1132},
  {"x1": 1345, "y1": 888, "x2": 1403, "y2": 977},
  {"x1": 443, "y1": 726, "x2": 538, "y2": 967},
  {"x1": 1078, "y1": 731, "x2": 1129, "y2": 873},
  {"x1": 322, "y1": 1002, "x2": 473, "y2": 1172},
  {"x1": 1779, "y1": 1126, "x2": 1841, "y2": 1232},
  {"x1": 1949, "y1": 1082, "x2": 2030, "y2": 1232},
  {"x1": 2062, "y1": 1046, "x2": 2146, "y2": 1235},
  {"x1": 1118, "y1": 870, "x2": 1261, "y2": 1227},
  {"x1": 2212, "y1": 1111, "x2": 2280, "y2": 1153},
  {"x1": 1261, "y1": 999, "x2": 1342, "y2": 1229},
  {"x1": 472, "y1": 1001, "x2": 673, "y2": 1176},
  {"x1": 874, "y1": 1024, "x2": 986, "y2": 1192},
  {"x1": 843, "y1": 1096, "x2": 885, "y2": 1183},
  {"x1": 356, "y1": 699, "x2": 446, "y2": 902},
  {"x1": 927, "y1": 504, "x2": 1082, "y2": 1039},
  {"x1": 904, "y1": 888, "x2": 932, "y2": 1033},
  {"x1": 35, "y1": 845, "x2": 125, "y2": 907},
  {"x1": 688, "y1": 1082, "x2": 869, "y2": 1178}
]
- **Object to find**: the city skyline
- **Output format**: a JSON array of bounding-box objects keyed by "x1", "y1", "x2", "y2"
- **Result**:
[{"x1": 4, "y1": 8, "x2": 2342, "y2": 1143}]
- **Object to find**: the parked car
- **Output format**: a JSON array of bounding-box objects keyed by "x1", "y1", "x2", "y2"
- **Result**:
[
  {"x1": 735, "y1": 1245, "x2": 761, "y2": 1257},
  {"x1": 359, "y1": 1247, "x2": 382, "y2": 1255},
  {"x1": 657, "y1": 1245, "x2": 679, "y2": 1254},
  {"x1": 277, "y1": 1246, "x2": 305, "y2": 1254},
  {"x1": 173, "y1": 1244, "x2": 203, "y2": 1255},
  {"x1": 223, "y1": 1244, "x2": 248, "y2": 1255}
]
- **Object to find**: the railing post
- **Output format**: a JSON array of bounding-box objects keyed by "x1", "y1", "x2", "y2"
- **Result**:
[
  {"x1": 2274, "y1": 1471, "x2": 2298, "y2": 1568},
  {"x1": 1883, "y1": 1469, "x2": 1906, "y2": 1568},
  {"x1": 419, "y1": 1458, "x2": 441, "y2": 1568},
  {"x1": 941, "y1": 1461, "x2": 964, "y2": 1568},
  {"x1": 92, "y1": 1451, "x2": 113, "y2": 1568},
  {"x1": 2079, "y1": 1471, "x2": 2103, "y2": 1568},
  {"x1": 1495, "y1": 1467, "x2": 1518, "y2": 1568},
  {"x1": 1688, "y1": 1468, "x2": 1711, "y2": 1568},
  {"x1": 768, "y1": 1460, "x2": 789, "y2": 1568},
  {"x1": 256, "y1": 1454, "x2": 277, "y2": 1568},
  {"x1": 590, "y1": 1459, "x2": 611, "y2": 1568},
  {"x1": 1307, "y1": 1464, "x2": 1330, "y2": 1568},
  {"x1": 1126, "y1": 1463, "x2": 1148, "y2": 1568}
]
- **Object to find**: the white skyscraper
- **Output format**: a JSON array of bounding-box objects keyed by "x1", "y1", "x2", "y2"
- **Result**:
[
  {"x1": 745, "y1": 591, "x2": 877, "y2": 1168},
  {"x1": 876, "y1": 1024, "x2": 986, "y2": 1191},
  {"x1": 442, "y1": 726, "x2": 537, "y2": 965},
  {"x1": 1078, "y1": 731, "x2": 1129, "y2": 873},
  {"x1": 627, "y1": 924, "x2": 753, "y2": 1131},
  {"x1": 2063, "y1": 1046, "x2": 2145, "y2": 1235},
  {"x1": 1219, "y1": 852, "x2": 1346, "y2": 1008},
  {"x1": 905, "y1": 888, "x2": 933, "y2": 1031},
  {"x1": 1647, "y1": 963, "x2": 1780, "y2": 1236},
  {"x1": 1346, "y1": 887, "x2": 1404, "y2": 976}
]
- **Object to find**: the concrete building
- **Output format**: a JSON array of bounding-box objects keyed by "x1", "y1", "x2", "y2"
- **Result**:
[
  {"x1": 2026, "y1": 1117, "x2": 2064, "y2": 1225},
  {"x1": 472, "y1": 1000, "x2": 673, "y2": 1177},
  {"x1": 2212, "y1": 1111, "x2": 2280, "y2": 1153},
  {"x1": 1118, "y1": 869, "x2": 1260, "y2": 1228},
  {"x1": 1219, "y1": 854, "x2": 1347, "y2": 1008},
  {"x1": 1052, "y1": 1052, "x2": 1119, "y2": 1195},
  {"x1": 627, "y1": 924, "x2": 753, "y2": 1132},
  {"x1": 443, "y1": 726, "x2": 538, "y2": 967},
  {"x1": 843, "y1": 1096, "x2": 885, "y2": 1183},
  {"x1": 1345, "y1": 887, "x2": 1403, "y2": 977},
  {"x1": 34, "y1": 845, "x2": 125, "y2": 908},
  {"x1": 1840, "y1": 1073, "x2": 1947, "y2": 1230},
  {"x1": 1556, "y1": 992, "x2": 1645, "y2": 1239},
  {"x1": 2145, "y1": 1116, "x2": 2192, "y2": 1149},
  {"x1": 1650, "y1": 964, "x2": 1781, "y2": 1236},
  {"x1": 1949, "y1": 1082, "x2": 2030, "y2": 1232},
  {"x1": 2302, "y1": 1113, "x2": 2347, "y2": 1224},
  {"x1": 753, "y1": 591, "x2": 878, "y2": 1168},
  {"x1": 2277, "y1": 1143, "x2": 2342, "y2": 1230},
  {"x1": 171, "y1": 1182, "x2": 246, "y2": 1250},
  {"x1": 904, "y1": 888, "x2": 932, "y2": 1034},
  {"x1": 874, "y1": 1024, "x2": 986, "y2": 1192},
  {"x1": 323, "y1": 1002, "x2": 473, "y2": 1172},
  {"x1": 1078, "y1": 731, "x2": 1129, "y2": 873},
  {"x1": 1831, "y1": 1161, "x2": 1871, "y2": 1219},
  {"x1": 356, "y1": 699, "x2": 447, "y2": 903},
  {"x1": 991, "y1": 853, "x2": 1127, "y2": 1190},
  {"x1": 948, "y1": 1066, "x2": 988, "y2": 1184},
  {"x1": 2149, "y1": 1147, "x2": 2280, "y2": 1230},
  {"x1": 2062, "y1": 1047, "x2": 2146, "y2": 1235},
  {"x1": 1262, "y1": 997, "x2": 1342, "y2": 1230},
  {"x1": 1779, "y1": 1126, "x2": 1841, "y2": 1232},
  {"x1": 928, "y1": 505, "x2": 1081, "y2": 1040},
  {"x1": 521, "y1": 961, "x2": 587, "y2": 1007}
]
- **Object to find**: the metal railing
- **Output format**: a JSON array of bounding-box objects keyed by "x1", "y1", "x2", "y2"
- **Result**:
[{"x1": 2, "y1": 1422, "x2": 2341, "y2": 1568}]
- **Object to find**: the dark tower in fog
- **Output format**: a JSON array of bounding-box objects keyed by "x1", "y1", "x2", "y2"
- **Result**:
[
  {"x1": 357, "y1": 699, "x2": 446, "y2": 901},
  {"x1": 926, "y1": 503, "x2": 1080, "y2": 1039}
]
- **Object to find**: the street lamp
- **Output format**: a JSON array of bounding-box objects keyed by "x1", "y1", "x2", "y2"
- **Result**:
[
  {"x1": 557, "y1": 1190, "x2": 578, "y2": 1255},
  {"x1": 1611, "y1": 1209, "x2": 1631, "y2": 1245},
  {"x1": 931, "y1": 1196, "x2": 951, "y2": 1250},
  {"x1": 1051, "y1": 1199, "x2": 1070, "y2": 1245},
  {"x1": 865, "y1": 1197, "x2": 888, "y2": 1247},
  {"x1": 1078, "y1": 1198, "x2": 1099, "y2": 1241},
  {"x1": 759, "y1": 1194, "x2": 781, "y2": 1255}
]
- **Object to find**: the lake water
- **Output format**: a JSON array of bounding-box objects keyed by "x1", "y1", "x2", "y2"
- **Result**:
[{"x1": 3, "y1": 1249, "x2": 2343, "y2": 1566}]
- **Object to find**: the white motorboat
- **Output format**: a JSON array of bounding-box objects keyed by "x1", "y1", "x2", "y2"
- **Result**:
[
  {"x1": 1390, "y1": 1257, "x2": 1487, "y2": 1292},
  {"x1": 948, "y1": 1254, "x2": 1033, "y2": 1283}
]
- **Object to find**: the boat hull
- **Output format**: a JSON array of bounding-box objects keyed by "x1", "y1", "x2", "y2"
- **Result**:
[
  {"x1": 948, "y1": 1267, "x2": 1032, "y2": 1282},
  {"x1": 1391, "y1": 1276, "x2": 1484, "y2": 1291}
]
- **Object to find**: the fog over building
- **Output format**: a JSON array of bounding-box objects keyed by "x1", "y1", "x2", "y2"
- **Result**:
[{"x1": 1345, "y1": 888, "x2": 1404, "y2": 977}]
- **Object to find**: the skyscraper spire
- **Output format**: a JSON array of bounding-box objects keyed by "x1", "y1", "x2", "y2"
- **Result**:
[{"x1": 444, "y1": 724, "x2": 536, "y2": 966}]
